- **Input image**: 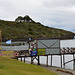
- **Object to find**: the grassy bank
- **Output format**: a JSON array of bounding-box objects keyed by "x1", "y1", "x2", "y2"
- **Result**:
[{"x1": 0, "y1": 56, "x2": 58, "y2": 75}]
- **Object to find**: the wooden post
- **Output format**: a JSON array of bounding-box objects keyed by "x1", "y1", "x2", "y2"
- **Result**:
[
  {"x1": 24, "y1": 57, "x2": 25, "y2": 63},
  {"x1": 63, "y1": 54, "x2": 65, "y2": 68},
  {"x1": 38, "y1": 56, "x2": 40, "y2": 65},
  {"x1": 21, "y1": 57, "x2": 22, "y2": 62},
  {"x1": 16, "y1": 57, "x2": 18, "y2": 60},
  {"x1": 51, "y1": 55, "x2": 52, "y2": 66},
  {"x1": 73, "y1": 54, "x2": 75, "y2": 70},
  {"x1": 74, "y1": 59, "x2": 75, "y2": 70},
  {"x1": 60, "y1": 55, "x2": 62, "y2": 68},
  {"x1": 46, "y1": 55, "x2": 48, "y2": 67},
  {"x1": 31, "y1": 57, "x2": 33, "y2": 64}
]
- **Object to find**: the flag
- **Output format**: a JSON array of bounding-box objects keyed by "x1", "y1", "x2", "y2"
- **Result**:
[{"x1": 6, "y1": 40, "x2": 11, "y2": 44}]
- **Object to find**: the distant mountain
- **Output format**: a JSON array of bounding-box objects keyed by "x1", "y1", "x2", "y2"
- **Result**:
[{"x1": 0, "y1": 15, "x2": 74, "y2": 41}]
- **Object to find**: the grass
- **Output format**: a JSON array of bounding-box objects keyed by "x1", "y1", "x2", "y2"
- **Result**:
[
  {"x1": 0, "y1": 56, "x2": 58, "y2": 75},
  {"x1": 1, "y1": 51, "x2": 14, "y2": 57}
]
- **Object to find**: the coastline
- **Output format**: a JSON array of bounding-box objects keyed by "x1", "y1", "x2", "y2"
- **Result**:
[
  {"x1": 40, "y1": 65, "x2": 75, "y2": 75},
  {"x1": 24, "y1": 60, "x2": 75, "y2": 75}
]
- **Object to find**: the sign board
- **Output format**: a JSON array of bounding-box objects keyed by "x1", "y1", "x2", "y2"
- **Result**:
[
  {"x1": 38, "y1": 48, "x2": 46, "y2": 55},
  {"x1": 31, "y1": 51, "x2": 37, "y2": 56},
  {"x1": 37, "y1": 39, "x2": 60, "y2": 54}
]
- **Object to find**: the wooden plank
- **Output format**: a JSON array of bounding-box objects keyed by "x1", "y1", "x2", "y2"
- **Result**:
[{"x1": 64, "y1": 59, "x2": 74, "y2": 65}]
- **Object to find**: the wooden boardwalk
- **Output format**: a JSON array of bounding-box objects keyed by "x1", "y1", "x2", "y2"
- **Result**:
[{"x1": 14, "y1": 51, "x2": 75, "y2": 70}]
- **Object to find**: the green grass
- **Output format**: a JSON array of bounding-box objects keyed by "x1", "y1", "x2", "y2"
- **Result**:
[
  {"x1": 1, "y1": 51, "x2": 14, "y2": 57},
  {"x1": 0, "y1": 56, "x2": 58, "y2": 75}
]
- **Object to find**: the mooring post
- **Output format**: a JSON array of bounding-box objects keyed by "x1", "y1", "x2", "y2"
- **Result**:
[
  {"x1": 51, "y1": 55, "x2": 52, "y2": 66},
  {"x1": 46, "y1": 55, "x2": 48, "y2": 67},
  {"x1": 16, "y1": 56, "x2": 18, "y2": 60},
  {"x1": 31, "y1": 56, "x2": 33, "y2": 64},
  {"x1": 24, "y1": 57, "x2": 25, "y2": 63},
  {"x1": 60, "y1": 55, "x2": 62, "y2": 68},
  {"x1": 74, "y1": 59, "x2": 75, "y2": 70},
  {"x1": 21, "y1": 57, "x2": 22, "y2": 62},
  {"x1": 73, "y1": 54, "x2": 75, "y2": 70},
  {"x1": 38, "y1": 56, "x2": 40, "y2": 65},
  {"x1": 63, "y1": 54, "x2": 65, "y2": 68}
]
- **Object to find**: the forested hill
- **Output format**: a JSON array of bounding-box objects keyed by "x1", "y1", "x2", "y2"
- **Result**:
[{"x1": 0, "y1": 15, "x2": 74, "y2": 41}]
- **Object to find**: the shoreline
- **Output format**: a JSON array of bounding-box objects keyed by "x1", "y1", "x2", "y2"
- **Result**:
[
  {"x1": 40, "y1": 65, "x2": 75, "y2": 75},
  {"x1": 23, "y1": 60, "x2": 75, "y2": 75}
]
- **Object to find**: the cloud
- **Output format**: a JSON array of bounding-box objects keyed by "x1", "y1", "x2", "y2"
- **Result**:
[{"x1": 0, "y1": 0, "x2": 75, "y2": 32}]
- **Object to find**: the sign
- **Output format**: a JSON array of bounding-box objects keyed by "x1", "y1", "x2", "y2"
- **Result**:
[
  {"x1": 31, "y1": 51, "x2": 37, "y2": 56},
  {"x1": 38, "y1": 48, "x2": 46, "y2": 55}
]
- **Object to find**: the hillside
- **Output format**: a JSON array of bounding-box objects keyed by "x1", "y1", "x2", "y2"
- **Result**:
[{"x1": 0, "y1": 17, "x2": 74, "y2": 40}]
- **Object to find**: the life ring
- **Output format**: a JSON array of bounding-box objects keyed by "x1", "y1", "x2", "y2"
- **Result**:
[{"x1": 14, "y1": 52, "x2": 18, "y2": 56}]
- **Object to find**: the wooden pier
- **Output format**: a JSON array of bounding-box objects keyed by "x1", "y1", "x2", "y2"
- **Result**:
[
  {"x1": 15, "y1": 52, "x2": 75, "y2": 70},
  {"x1": 11, "y1": 39, "x2": 75, "y2": 70}
]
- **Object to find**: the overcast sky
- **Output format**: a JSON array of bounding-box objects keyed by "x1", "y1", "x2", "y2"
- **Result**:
[{"x1": 0, "y1": 0, "x2": 75, "y2": 33}]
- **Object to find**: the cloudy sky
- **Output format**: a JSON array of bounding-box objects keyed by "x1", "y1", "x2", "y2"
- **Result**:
[{"x1": 0, "y1": 0, "x2": 75, "y2": 32}]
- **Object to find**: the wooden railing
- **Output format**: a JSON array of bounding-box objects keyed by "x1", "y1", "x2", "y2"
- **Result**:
[{"x1": 60, "y1": 47, "x2": 75, "y2": 54}]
